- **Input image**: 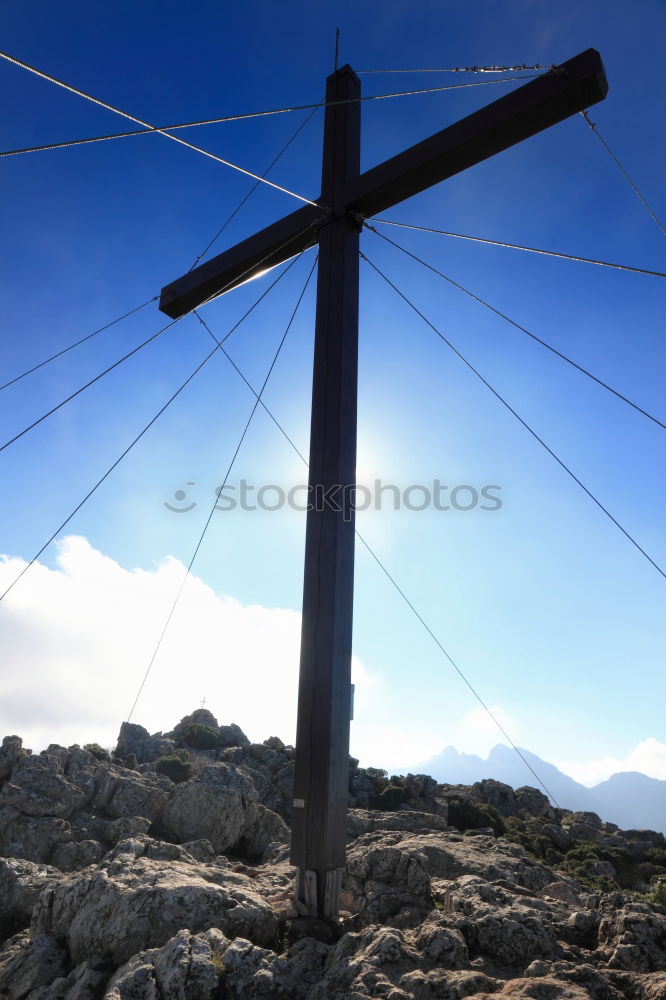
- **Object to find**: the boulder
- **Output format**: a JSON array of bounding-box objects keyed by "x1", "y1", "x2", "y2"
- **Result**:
[
  {"x1": 0, "y1": 756, "x2": 87, "y2": 818},
  {"x1": 466, "y1": 906, "x2": 558, "y2": 967},
  {"x1": 0, "y1": 735, "x2": 28, "y2": 783},
  {"x1": 51, "y1": 838, "x2": 105, "y2": 872},
  {"x1": 104, "y1": 927, "x2": 227, "y2": 1000},
  {"x1": 0, "y1": 857, "x2": 61, "y2": 942},
  {"x1": 114, "y1": 721, "x2": 175, "y2": 764},
  {"x1": 0, "y1": 807, "x2": 72, "y2": 863},
  {"x1": 475, "y1": 976, "x2": 590, "y2": 1000},
  {"x1": 598, "y1": 903, "x2": 666, "y2": 971},
  {"x1": 345, "y1": 836, "x2": 432, "y2": 926},
  {"x1": 414, "y1": 917, "x2": 468, "y2": 967},
  {"x1": 515, "y1": 787, "x2": 555, "y2": 820},
  {"x1": 347, "y1": 808, "x2": 449, "y2": 839},
  {"x1": 0, "y1": 931, "x2": 67, "y2": 999},
  {"x1": 219, "y1": 744, "x2": 293, "y2": 819},
  {"x1": 29, "y1": 957, "x2": 110, "y2": 999},
  {"x1": 91, "y1": 767, "x2": 172, "y2": 822},
  {"x1": 355, "y1": 831, "x2": 555, "y2": 892},
  {"x1": 538, "y1": 882, "x2": 581, "y2": 907},
  {"x1": 472, "y1": 779, "x2": 518, "y2": 818},
  {"x1": 219, "y1": 723, "x2": 251, "y2": 748},
  {"x1": 161, "y1": 762, "x2": 258, "y2": 853},
  {"x1": 399, "y1": 968, "x2": 498, "y2": 999},
  {"x1": 236, "y1": 802, "x2": 290, "y2": 862}
]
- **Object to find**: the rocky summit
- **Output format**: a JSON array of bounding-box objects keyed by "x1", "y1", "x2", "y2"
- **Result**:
[{"x1": 1, "y1": 710, "x2": 665, "y2": 999}]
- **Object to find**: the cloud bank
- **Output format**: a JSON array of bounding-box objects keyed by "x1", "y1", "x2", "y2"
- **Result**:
[
  {"x1": 1, "y1": 537, "x2": 661, "y2": 787},
  {"x1": 0, "y1": 536, "x2": 378, "y2": 756},
  {"x1": 557, "y1": 739, "x2": 666, "y2": 786}
]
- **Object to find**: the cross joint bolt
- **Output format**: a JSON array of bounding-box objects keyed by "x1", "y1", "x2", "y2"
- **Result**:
[{"x1": 316, "y1": 209, "x2": 364, "y2": 234}]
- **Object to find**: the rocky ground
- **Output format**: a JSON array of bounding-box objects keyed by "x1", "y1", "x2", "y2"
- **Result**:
[{"x1": 1, "y1": 709, "x2": 665, "y2": 999}]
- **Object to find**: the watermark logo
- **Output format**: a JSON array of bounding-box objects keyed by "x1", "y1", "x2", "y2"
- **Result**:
[{"x1": 164, "y1": 479, "x2": 503, "y2": 519}]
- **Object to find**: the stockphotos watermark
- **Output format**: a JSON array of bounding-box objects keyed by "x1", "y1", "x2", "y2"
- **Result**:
[{"x1": 164, "y1": 479, "x2": 503, "y2": 520}]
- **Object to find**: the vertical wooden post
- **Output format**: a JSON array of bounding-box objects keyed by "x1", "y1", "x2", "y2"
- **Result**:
[{"x1": 290, "y1": 64, "x2": 361, "y2": 919}]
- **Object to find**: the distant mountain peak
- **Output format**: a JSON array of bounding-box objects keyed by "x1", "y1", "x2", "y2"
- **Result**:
[{"x1": 413, "y1": 743, "x2": 666, "y2": 834}]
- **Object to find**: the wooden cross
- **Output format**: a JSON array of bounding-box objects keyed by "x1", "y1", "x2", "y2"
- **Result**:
[{"x1": 159, "y1": 49, "x2": 607, "y2": 918}]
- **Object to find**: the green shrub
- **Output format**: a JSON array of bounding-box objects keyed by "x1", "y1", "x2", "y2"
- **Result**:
[
  {"x1": 376, "y1": 784, "x2": 408, "y2": 811},
  {"x1": 561, "y1": 843, "x2": 621, "y2": 891},
  {"x1": 180, "y1": 723, "x2": 220, "y2": 750},
  {"x1": 364, "y1": 767, "x2": 389, "y2": 793},
  {"x1": 448, "y1": 798, "x2": 505, "y2": 836},
  {"x1": 647, "y1": 847, "x2": 666, "y2": 868},
  {"x1": 156, "y1": 751, "x2": 194, "y2": 783},
  {"x1": 651, "y1": 881, "x2": 666, "y2": 907},
  {"x1": 84, "y1": 743, "x2": 111, "y2": 762}
]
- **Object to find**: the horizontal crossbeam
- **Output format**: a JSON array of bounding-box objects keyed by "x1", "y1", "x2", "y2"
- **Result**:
[
  {"x1": 346, "y1": 48, "x2": 608, "y2": 218},
  {"x1": 159, "y1": 204, "x2": 324, "y2": 318},
  {"x1": 159, "y1": 48, "x2": 607, "y2": 319}
]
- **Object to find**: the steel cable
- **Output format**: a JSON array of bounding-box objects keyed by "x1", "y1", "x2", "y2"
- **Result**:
[
  {"x1": 125, "y1": 254, "x2": 318, "y2": 721},
  {"x1": 361, "y1": 250, "x2": 665, "y2": 580},
  {"x1": 0, "y1": 252, "x2": 305, "y2": 603},
  {"x1": 195, "y1": 306, "x2": 562, "y2": 805},
  {"x1": 367, "y1": 225, "x2": 666, "y2": 430}
]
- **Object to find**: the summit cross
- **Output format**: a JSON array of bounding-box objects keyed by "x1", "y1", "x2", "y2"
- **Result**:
[{"x1": 159, "y1": 49, "x2": 608, "y2": 919}]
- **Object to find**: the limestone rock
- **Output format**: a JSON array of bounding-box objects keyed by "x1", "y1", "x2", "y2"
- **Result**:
[
  {"x1": 29, "y1": 958, "x2": 111, "y2": 999},
  {"x1": 477, "y1": 975, "x2": 590, "y2": 999},
  {"x1": 180, "y1": 839, "x2": 217, "y2": 864},
  {"x1": 219, "y1": 744, "x2": 294, "y2": 820},
  {"x1": 543, "y1": 823, "x2": 572, "y2": 851},
  {"x1": 473, "y1": 779, "x2": 518, "y2": 817},
  {"x1": 347, "y1": 808, "x2": 449, "y2": 839},
  {"x1": 33, "y1": 837, "x2": 277, "y2": 965},
  {"x1": 90, "y1": 767, "x2": 172, "y2": 822},
  {"x1": 0, "y1": 807, "x2": 72, "y2": 863},
  {"x1": 346, "y1": 837, "x2": 432, "y2": 926},
  {"x1": 400, "y1": 968, "x2": 498, "y2": 999},
  {"x1": 0, "y1": 857, "x2": 61, "y2": 942},
  {"x1": 598, "y1": 903, "x2": 666, "y2": 971},
  {"x1": 236, "y1": 802, "x2": 290, "y2": 862},
  {"x1": 114, "y1": 721, "x2": 175, "y2": 765},
  {"x1": 515, "y1": 786, "x2": 555, "y2": 820},
  {"x1": 0, "y1": 736, "x2": 29, "y2": 783},
  {"x1": 104, "y1": 927, "x2": 227, "y2": 1000},
  {"x1": 351, "y1": 830, "x2": 555, "y2": 893},
  {"x1": 161, "y1": 762, "x2": 258, "y2": 853},
  {"x1": 0, "y1": 931, "x2": 67, "y2": 999},
  {"x1": 0, "y1": 757, "x2": 86, "y2": 818},
  {"x1": 218, "y1": 723, "x2": 251, "y2": 748},
  {"x1": 314, "y1": 925, "x2": 417, "y2": 999},
  {"x1": 467, "y1": 906, "x2": 558, "y2": 967},
  {"x1": 414, "y1": 917, "x2": 468, "y2": 967},
  {"x1": 539, "y1": 882, "x2": 581, "y2": 906},
  {"x1": 51, "y1": 838, "x2": 105, "y2": 872},
  {"x1": 2, "y1": 719, "x2": 666, "y2": 1000}
]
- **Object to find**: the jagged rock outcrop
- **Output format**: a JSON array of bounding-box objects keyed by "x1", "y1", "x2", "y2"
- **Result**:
[
  {"x1": 1, "y1": 713, "x2": 665, "y2": 999},
  {"x1": 0, "y1": 857, "x2": 61, "y2": 941},
  {"x1": 104, "y1": 927, "x2": 227, "y2": 999},
  {"x1": 161, "y1": 762, "x2": 259, "y2": 852},
  {"x1": 32, "y1": 836, "x2": 278, "y2": 966}
]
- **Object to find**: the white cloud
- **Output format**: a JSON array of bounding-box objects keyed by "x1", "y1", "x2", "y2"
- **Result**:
[
  {"x1": 0, "y1": 536, "x2": 375, "y2": 754},
  {"x1": 448, "y1": 704, "x2": 522, "y2": 758},
  {"x1": 557, "y1": 739, "x2": 666, "y2": 786}
]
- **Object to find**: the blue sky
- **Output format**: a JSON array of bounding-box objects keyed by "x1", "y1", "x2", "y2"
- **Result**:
[{"x1": 0, "y1": 0, "x2": 664, "y2": 786}]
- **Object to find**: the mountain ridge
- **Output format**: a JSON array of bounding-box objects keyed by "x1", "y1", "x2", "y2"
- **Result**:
[{"x1": 413, "y1": 743, "x2": 666, "y2": 833}]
